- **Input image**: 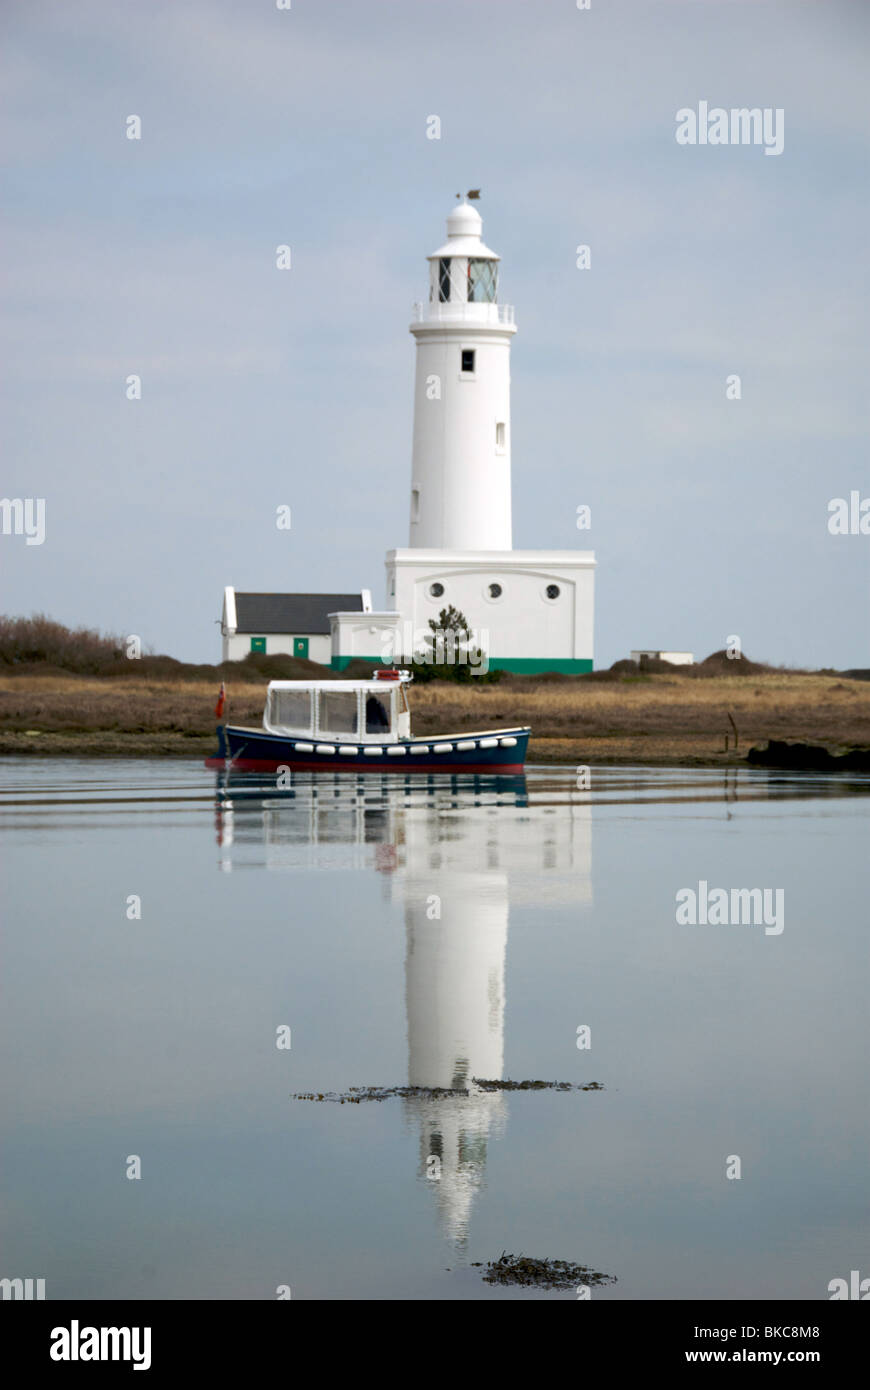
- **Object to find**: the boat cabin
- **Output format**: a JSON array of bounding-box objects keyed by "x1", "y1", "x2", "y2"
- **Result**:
[{"x1": 263, "y1": 671, "x2": 412, "y2": 745}]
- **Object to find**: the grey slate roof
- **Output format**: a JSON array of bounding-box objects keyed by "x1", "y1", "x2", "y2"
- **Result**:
[{"x1": 234, "y1": 592, "x2": 363, "y2": 635}]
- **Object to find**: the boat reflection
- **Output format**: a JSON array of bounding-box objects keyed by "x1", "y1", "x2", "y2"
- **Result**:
[{"x1": 212, "y1": 770, "x2": 592, "y2": 1246}]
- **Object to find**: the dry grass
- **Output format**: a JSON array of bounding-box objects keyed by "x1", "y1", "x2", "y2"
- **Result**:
[
  {"x1": 415, "y1": 671, "x2": 870, "y2": 733},
  {"x1": 0, "y1": 677, "x2": 266, "y2": 735},
  {"x1": 1, "y1": 669, "x2": 869, "y2": 763}
]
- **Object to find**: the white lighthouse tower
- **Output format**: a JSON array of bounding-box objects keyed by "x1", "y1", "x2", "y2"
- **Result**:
[
  {"x1": 329, "y1": 196, "x2": 596, "y2": 673},
  {"x1": 408, "y1": 199, "x2": 515, "y2": 551}
]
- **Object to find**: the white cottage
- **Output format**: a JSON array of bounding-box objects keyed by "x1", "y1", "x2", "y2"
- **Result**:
[{"x1": 220, "y1": 587, "x2": 370, "y2": 664}]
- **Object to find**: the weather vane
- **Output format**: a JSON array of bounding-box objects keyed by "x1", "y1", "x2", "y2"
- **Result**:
[{"x1": 455, "y1": 189, "x2": 481, "y2": 200}]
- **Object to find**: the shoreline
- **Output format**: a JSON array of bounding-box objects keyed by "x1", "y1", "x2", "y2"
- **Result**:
[
  {"x1": 1, "y1": 731, "x2": 868, "y2": 772},
  {"x1": 0, "y1": 731, "x2": 749, "y2": 766}
]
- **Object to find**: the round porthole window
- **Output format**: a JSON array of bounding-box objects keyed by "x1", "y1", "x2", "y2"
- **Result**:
[
  {"x1": 429, "y1": 582, "x2": 444, "y2": 598},
  {"x1": 487, "y1": 582, "x2": 503, "y2": 599},
  {"x1": 546, "y1": 584, "x2": 561, "y2": 600}
]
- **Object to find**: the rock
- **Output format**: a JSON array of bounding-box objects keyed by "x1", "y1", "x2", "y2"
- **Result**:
[{"x1": 747, "y1": 740, "x2": 870, "y2": 771}]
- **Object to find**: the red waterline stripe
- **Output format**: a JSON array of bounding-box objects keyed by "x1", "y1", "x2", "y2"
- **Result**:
[{"x1": 205, "y1": 758, "x2": 525, "y2": 774}]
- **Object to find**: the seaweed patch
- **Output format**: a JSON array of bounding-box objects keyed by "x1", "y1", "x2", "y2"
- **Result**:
[
  {"x1": 473, "y1": 1252, "x2": 616, "y2": 1290},
  {"x1": 291, "y1": 1079, "x2": 603, "y2": 1103},
  {"x1": 472, "y1": 1078, "x2": 603, "y2": 1091}
]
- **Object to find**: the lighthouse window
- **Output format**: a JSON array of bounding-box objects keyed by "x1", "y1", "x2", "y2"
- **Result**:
[
  {"x1": 487, "y1": 583, "x2": 503, "y2": 599},
  {"x1": 461, "y1": 349, "x2": 475, "y2": 374},
  {"x1": 495, "y1": 422, "x2": 506, "y2": 451},
  {"x1": 468, "y1": 259, "x2": 497, "y2": 302},
  {"x1": 429, "y1": 582, "x2": 444, "y2": 597},
  {"x1": 546, "y1": 584, "x2": 561, "y2": 600},
  {"x1": 438, "y1": 258, "x2": 451, "y2": 302}
]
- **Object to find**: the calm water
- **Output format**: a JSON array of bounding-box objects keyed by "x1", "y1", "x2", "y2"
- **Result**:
[{"x1": 1, "y1": 758, "x2": 868, "y2": 1301}]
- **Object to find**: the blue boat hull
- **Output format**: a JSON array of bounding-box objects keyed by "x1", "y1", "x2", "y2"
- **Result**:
[{"x1": 205, "y1": 724, "x2": 530, "y2": 773}]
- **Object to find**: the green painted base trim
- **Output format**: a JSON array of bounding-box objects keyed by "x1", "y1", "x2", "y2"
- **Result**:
[
  {"x1": 331, "y1": 655, "x2": 594, "y2": 674},
  {"x1": 331, "y1": 655, "x2": 380, "y2": 670},
  {"x1": 488, "y1": 657, "x2": 593, "y2": 674}
]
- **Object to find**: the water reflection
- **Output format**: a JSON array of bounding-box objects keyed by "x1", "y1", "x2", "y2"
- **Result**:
[
  {"x1": 208, "y1": 763, "x2": 870, "y2": 1251},
  {"x1": 2, "y1": 759, "x2": 868, "y2": 1298},
  {"x1": 213, "y1": 771, "x2": 592, "y2": 1245}
]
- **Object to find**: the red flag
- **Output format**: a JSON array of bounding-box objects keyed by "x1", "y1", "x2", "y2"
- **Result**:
[{"x1": 214, "y1": 682, "x2": 226, "y2": 718}]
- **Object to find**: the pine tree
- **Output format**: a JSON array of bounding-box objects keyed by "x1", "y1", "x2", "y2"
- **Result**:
[{"x1": 410, "y1": 606, "x2": 500, "y2": 683}]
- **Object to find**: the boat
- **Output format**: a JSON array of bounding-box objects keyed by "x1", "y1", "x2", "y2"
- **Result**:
[{"x1": 205, "y1": 669, "x2": 530, "y2": 773}]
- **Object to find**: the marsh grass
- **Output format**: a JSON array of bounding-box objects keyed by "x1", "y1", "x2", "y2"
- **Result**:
[
  {"x1": 1, "y1": 669, "x2": 868, "y2": 763},
  {"x1": 411, "y1": 671, "x2": 870, "y2": 745}
]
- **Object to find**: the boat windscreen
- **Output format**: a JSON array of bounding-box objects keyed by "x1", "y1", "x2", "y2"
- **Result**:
[
  {"x1": 365, "y1": 693, "x2": 391, "y2": 733},
  {"x1": 269, "y1": 688, "x2": 312, "y2": 731},
  {"x1": 319, "y1": 690, "x2": 358, "y2": 735}
]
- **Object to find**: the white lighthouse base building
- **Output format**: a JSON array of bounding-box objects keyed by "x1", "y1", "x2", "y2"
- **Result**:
[
  {"x1": 385, "y1": 549, "x2": 593, "y2": 673},
  {"x1": 329, "y1": 550, "x2": 594, "y2": 673}
]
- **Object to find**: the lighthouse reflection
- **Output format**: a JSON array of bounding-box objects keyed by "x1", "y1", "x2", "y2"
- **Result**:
[
  {"x1": 402, "y1": 806, "x2": 510, "y2": 1246},
  {"x1": 213, "y1": 771, "x2": 592, "y2": 1246}
]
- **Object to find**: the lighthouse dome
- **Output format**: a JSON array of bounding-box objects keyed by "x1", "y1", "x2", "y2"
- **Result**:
[
  {"x1": 428, "y1": 200, "x2": 500, "y2": 261},
  {"x1": 446, "y1": 201, "x2": 482, "y2": 238}
]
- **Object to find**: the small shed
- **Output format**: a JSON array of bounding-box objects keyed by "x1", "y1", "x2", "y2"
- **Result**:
[{"x1": 630, "y1": 649, "x2": 694, "y2": 667}]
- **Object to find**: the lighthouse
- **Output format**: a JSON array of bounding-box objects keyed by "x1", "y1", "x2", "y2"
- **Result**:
[
  {"x1": 328, "y1": 196, "x2": 596, "y2": 673},
  {"x1": 408, "y1": 200, "x2": 515, "y2": 551}
]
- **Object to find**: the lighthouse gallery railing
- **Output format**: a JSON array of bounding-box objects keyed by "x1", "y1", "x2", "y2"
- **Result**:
[{"x1": 411, "y1": 301, "x2": 515, "y2": 326}]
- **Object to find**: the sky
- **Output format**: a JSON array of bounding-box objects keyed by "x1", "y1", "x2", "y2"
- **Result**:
[{"x1": 2, "y1": 0, "x2": 868, "y2": 668}]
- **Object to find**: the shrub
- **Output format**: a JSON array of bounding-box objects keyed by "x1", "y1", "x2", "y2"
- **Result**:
[{"x1": 0, "y1": 614, "x2": 125, "y2": 673}]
